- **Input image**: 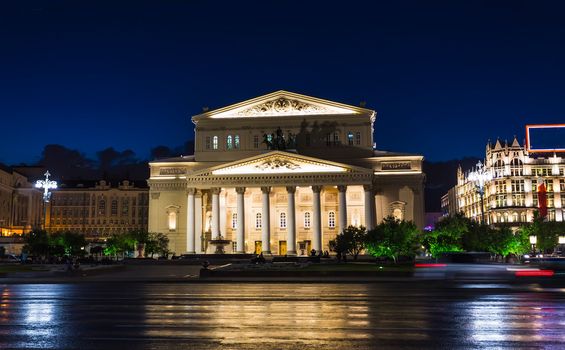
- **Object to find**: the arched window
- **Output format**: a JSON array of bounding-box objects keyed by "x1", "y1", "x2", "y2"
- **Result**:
[
  {"x1": 234, "y1": 135, "x2": 240, "y2": 149},
  {"x1": 227, "y1": 135, "x2": 233, "y2": 150},
  {"x1": 510, "y1": 158, "x2": 523, "y2": 176},
  {"x1": 304, "y1": 212, "x2": 311, "y2": 228},
  {"x1": 328, "y1": 211, "x2": 335, "y2": 228},
  {"x1": 168, "y1": 211, "x2": 177, "y2": 230},
  {"x1": 212, "y1": 136, "x2": 218, "y2": 150},
  {"x1": 255, "y1": 213, "x2": 262, "y2": 229},
  {"x1": 347, "y1": 132, "x2": 354, "y2": 145},
  {"x1": 494, "y1": 160, "x2": 505, "y2": 178},
  {"x1": 232, "y1": 213, "x2": 237, "y2": 229},
  {"x1": 280, "y1": 212, "x2": 287, "y2": 228}
]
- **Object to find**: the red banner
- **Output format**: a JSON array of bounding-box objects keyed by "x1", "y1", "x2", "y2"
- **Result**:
[{"x1": 538, "y1": 182, "x2": 548, "y2": 219}]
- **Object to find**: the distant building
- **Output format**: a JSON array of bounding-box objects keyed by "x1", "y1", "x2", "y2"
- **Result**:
[
  {"x1": 443, "y1": 137, "x2": 565, "y2": 225},
  {"x1": 46, "y1": 180, "x2": 149, "y2": 238},
  {"x1": 0, "y1": 164, "x2": 43, "y2": 236}
]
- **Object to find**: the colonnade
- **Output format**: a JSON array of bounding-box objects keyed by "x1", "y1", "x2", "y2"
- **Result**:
[{"x1": 185, "y1": 184, "x2": 376, "y2": 255}]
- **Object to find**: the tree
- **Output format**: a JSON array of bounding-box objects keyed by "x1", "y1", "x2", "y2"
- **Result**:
[
  {"x1": 329, "y1": 225, "x2": 366, "y2": 260},
  {"x1": 22, "y1": 230, "x2": 51, "y2": 258},
  {"x1": 365, "y1": 217, "x2": 420, "y2": 263},
  {"x1": 423, "y1": 213, "x2": 468, "y2": 258},
  {"x1": 51, "y1": 231, "x2": 87, "y2": 257},
  {"x1": 144, "y1": 232, "x2": 170, "y2": 258},
  {"x1": 483, "y1": 226, "x2": 515, "y2": 259}
]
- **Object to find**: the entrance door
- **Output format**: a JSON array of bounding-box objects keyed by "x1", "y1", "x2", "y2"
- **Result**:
[
  {"x1": 279, "y1": 241, "x2": 287, "y2": 256},
  {"x1": 254, "y1": 241, "x2": 262, "y2": 255},
  {"x1": 304, "y1": 240, "x2": 312, "y2": 255}
]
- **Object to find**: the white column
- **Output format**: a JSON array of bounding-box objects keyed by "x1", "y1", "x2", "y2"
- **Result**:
[
  {"x1": 261, "y1": 186, "x2": 271, "y2": 255},
  {"x1": 286, "y1": 186, "x2": 297, "y2": 256},
  {"x1": 195, "y1": 190, "x2": 203, "y2": 253},
  {"x1": 364, "y1": 184, "x2": 374, "y2": 230},
  {"x1": 186, "y1": 188, "x2": 196, "y2": 254},
  {"x1": 312, "y1": 185, "x2": 322, "y2": 253},
  {"x1": 211, "y1": 187, "x2": 221, "y2": 239},
  {"x1": 236, "y1": 187, "x2": 246, "y2": 253},
  {"x1": 338, "y1": 185, "x2": 347, "y2": 233}
]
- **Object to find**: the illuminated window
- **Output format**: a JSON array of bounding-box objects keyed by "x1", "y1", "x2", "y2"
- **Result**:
[
  {"x1": 254, "y1": 135, "x2": 259, "y2": 148},
  {"x1": 347, "y1": 132, "x2": 354, "y2": 145},
  {"x1": 328, "y1": 211, "x2": 335, "y2": 228},
  {"x1": 212, "y1": 136, "x2": 218, "y2": 150},
  {"x1": 232, "y1": 213, "x2": 237, "y2": 229},
  {"x1": 333, "y1": 132, "x2": 339, "y2": 145},
  {"x1": 255, "y1": 213, "x2": 262, "y2": 229},
  {"x1": 111, "y1": 200, "x2": 118, "y2": 216},
  {"x1": 227, "y1": 135, "x2": 233, "y2": 150},
  {"x1": 304, "y1": 212, "x2": 311, "y2": 228},
  {"x1": 510, "y1": 158, "x2": 523, "y2": 176},
  {"x1": 234, "y1": 135, "x2": 240, "y2": 149},
  {"x1": 355, "y1": 132, "x2": 361, "y2": 145},
  {"x1": 267, "y1": 134, "x2": 273, "y2": 143},
  {"x1": 168, "y1": 211, "x2": 177, "y2": 230},
  {"x1": 98, "y1": 198, "x2": 105, "y2": 214},
  {"x1": 205, "y1": 136, "x2": 211, "y2": 150},
  {"x1": 511, "y1": 180, "x2": 524, "y2": 193},
  {"x1": 280, "y1": 212, "x2": 287, "y2": 228},
  {"x1": 494, "y1": 160, "x2": 505, "y2": 178},
  {"x1": 560, "y1": 179, "x2": 565, "y2": 192}
]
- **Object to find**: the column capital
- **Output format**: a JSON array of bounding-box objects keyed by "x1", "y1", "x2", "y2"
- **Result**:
[
  {"x1": 210, "y1": 187, "x2": 222, "y2": 195},
  {"x1": 286, "y1": 186, "x2": 296, "y2": 194},
  {"x1": 186, "y1": 187, "x2": 196, "y2": 196},
  {"x1": 235, "y1": 187, "x2": 246, "y2": 194},
  {"x1": 337, "y1": 185, "x2": 347, "y2": 193},
  {"x1": 261, "y1": 186, "x2": 271, "y2": 194},
  {"x1": 311, "y1": 185, "x2": 323, "y2": 193}
]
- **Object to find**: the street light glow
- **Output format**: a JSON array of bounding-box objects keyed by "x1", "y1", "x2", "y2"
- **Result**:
[{"x1": 35, "y1": 171, "x2": 57, "y2": 202}]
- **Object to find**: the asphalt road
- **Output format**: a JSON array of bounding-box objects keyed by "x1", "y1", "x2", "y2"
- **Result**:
[{"x1": 1, "y1": 281, "x2": 564, "y2": 349}]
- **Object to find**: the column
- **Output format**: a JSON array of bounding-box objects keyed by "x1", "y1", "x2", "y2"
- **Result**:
[
  {"x1": 211, "y1": 187, "x2": 221, "y2": 239},
  {"x1": 236, "y1": 187, "x2": 246, "y2": 253},
  {"x1": 337, "y1": 185, "x2": 347, "y2": 233},
  {"x1": 286, "y1": 186, "x2": 297, "y2": 256},
  {"x1": 186, "y1": 188, "x2": 196, "y2": 254},
  {"x1": 364, "y1": 184, "x2": 374, "y2": 230},
  {"x1": 312, "y1": 185, "x2": 322, "y2": 253},
  {"x1": 195, "y1": 190, "x2": 203, "y2": 253},
  {"x1": 261, "y1": 186, "x2": 271, "y2": 255}
]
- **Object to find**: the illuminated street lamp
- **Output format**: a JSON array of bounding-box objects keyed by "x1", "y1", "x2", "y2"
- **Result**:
[
  {"x1": 35, "y1": 171, "x2": 57, "y2": 229},
  {"x1": 468, "y1": 161, "x2": 493, "y2": 225},
  {"x1": 529, "y1": 235, "x2": 537, "y2": 256}
]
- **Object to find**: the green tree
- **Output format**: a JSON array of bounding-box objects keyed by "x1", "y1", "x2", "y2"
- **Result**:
[
  {"x1": 365, "y1": 217, "x2": 420, "y2": 263},
  {"x1": 329, "y1": 225, "x2": 366, "y2": 260},
  {"x1": 51, "y1": 231, "x2": 87, "y2": 257},
  {"x1": 22, "y1": 230, "x2": 51, "y2": 258},
  {"x1": 423, "y1": 213, "x2": 468, "y2": 258},
  {"x1": 144, "y1": 232, "x2": 170, "y2": 258},
  {"x1": 483, "y1": 226, "x2": 515, "y2": 259}
]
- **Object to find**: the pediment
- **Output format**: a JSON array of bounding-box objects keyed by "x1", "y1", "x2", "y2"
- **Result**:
[
  {"x1": 193, "y1": 90, "x2": 373, "y2": 120},
  {"x1": 191, "y1": 151, "x2": 371, "y2": 176}
]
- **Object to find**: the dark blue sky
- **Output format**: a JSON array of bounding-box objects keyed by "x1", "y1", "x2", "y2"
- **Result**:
[{"x1": 1, "y1": 0, "x2": 564, "y2": 165}]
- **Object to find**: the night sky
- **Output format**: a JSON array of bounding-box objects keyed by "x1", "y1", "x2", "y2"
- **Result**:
[{"x1": 1, "y1": 1, "x2": 564, "y2": 165}]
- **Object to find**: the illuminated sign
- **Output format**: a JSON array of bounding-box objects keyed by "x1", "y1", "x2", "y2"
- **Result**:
[
  {"x1": 159, "y1": 167, "x2": 186, "y2": 175},
  {"x1": 381, "y1": 162, "x2": 411, "y2": 171},
  {"x1": 526, "y1": 124, "x2": 565, "y2": 153}
]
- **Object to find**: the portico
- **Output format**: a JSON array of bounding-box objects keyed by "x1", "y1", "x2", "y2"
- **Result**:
[{"x1": 147, "y1": 90, "x2": 425, "y2": 255}]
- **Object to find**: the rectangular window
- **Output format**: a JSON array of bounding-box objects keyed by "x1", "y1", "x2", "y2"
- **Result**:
[
  {"x1": 326, "y1": 134, "x2": 331, "y2": 146},
  {"x1": 355, "y1": 132, "x2": 361, "y2": 145},
  {"x1": 347, "y1": 132, "x2": 354, "y2": 146},
  {"x1": 205, "y1": 136, "x2": 211, "y2": 150},
  {"x1": 254, "y1": 135, "x2": 259, "y2": 148},
  {"x1": 511, "y1": 180, "x2": 524, "y2": 193},
  {"x1": 304, "y1": 212, "x2": 311, "y2": 228},
  {"x1": 560, "y1": 179, "x2": 565, "y2": 192},
  {"x1": 328, "y1": 211, "x2": 336, "y2": 228},
  {"x1": 234, "y1": 135, "x2": 240, "y2": 149},
  {"x1": 280, "y1": 212, "x2": 287, "y2": 229},
  {"x1": 333, "y1": 132, "x2": 339, "y2": 145},
  {"x1": 213, "y1": 136, "x2": 218, "y2": 150}
]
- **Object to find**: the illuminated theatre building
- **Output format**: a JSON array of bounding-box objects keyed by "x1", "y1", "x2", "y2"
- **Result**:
[
  {"x1": 452, "y1": 137, "x2": 565, "y2": 225},
  {"x1": 148, "y1": 91, "x2": 425, "y2": 255}
]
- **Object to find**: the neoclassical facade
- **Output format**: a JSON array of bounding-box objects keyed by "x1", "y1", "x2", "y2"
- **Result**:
[{"x1": 148, "y1": 91, "x2": 425, "y2": 255}]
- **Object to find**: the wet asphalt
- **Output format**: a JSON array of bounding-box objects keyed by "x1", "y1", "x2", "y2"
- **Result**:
[{"x1": 1, "y1": 280, "x2": 564, "y2": 349}]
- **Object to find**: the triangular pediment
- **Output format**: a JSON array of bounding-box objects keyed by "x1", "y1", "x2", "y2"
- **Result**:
[
  {"x1": 192, "y1": 90, "x2": 374, "y2": 120},
  {"x1": 191, "y1": 151, "x2": 371, "y2": 176}
]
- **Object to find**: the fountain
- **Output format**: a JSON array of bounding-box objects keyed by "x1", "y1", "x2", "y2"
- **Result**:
[{"x1": 208, "y1": 235, "x2": 232, "y2": 254}]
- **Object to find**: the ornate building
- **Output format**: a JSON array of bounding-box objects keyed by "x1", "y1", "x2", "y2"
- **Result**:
[
  {"x1": 0, "y1": 164, "x2": 43, "y2": 236},
  {"x1": 446, "y1": 137, "x2": 565, "y2": 225},
  {"x1": 148, "y1": 91, "x2": 425, "y2": 255},
  {"x1": 46, "y1": 180, "x2": 149, "y2": 237}
]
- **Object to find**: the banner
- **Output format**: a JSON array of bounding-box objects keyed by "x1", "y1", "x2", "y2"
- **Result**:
[{"x1": 537, "y1": 182, "x2": 548, "y2": 219}]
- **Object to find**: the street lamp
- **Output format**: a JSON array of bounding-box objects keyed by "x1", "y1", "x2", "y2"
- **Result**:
[
  {"x1": 468, "y1": 161, "x2": 493, "y2": 225},
  {"x1": 35, "y1": 171, "x2": 57, "y2": 230},
  {"x1": 558, "y1": 235, "x2": 565, "y2": 256},
  {"x1": 529, "y1": 235, "x2": 537, "y2": 256}
]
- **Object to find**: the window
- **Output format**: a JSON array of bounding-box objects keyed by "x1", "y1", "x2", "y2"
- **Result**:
[
  {"x1": 347, "y1": 132, "x2": 354, "y2": 145},
  {"x1": 495, "y1": 180, "x2": 506, "y2": 194},
  {"x1": 168, "y1": 211, "x2": 176, "y2": 230},
  {"x1": 512, "y1": 193, "x2": 525, "y2": 206},
  {"x1": 533, "y1": 168, "x2": 550, "y2": 177},
  {"x1": 232, "y1": 213, "x2": 237, "y2": 229},
  {"x1": 510, "y1": 158, "x2": 523, "y2": 176},
  {"x1": 511, "y1": 180, "x2": 524, "y2": 193},
  {"x1": 304, "y1": 212, "x2": 311, "y2": 228},
  {"x1": 493, "y1": 160, "x2": 505, "y2": 178},
  {"x1": 280, "y1": 212, "x2": 287, "y2": 228},
  {"x1": 234, "y1": 135, "x2": 240, "y2": 149},
  {"x1": 355, "y1": 132, "x2": 361, "y2": 145},
  {"x1": 328, "y1": 211, "x2": 335, "y2": 228},
  {"x1": 254, "y1": 135, "x2": 259, "y2": 148},
  {"x1": 227, "y1": 135, "x2": 233, "y2": 150},
  {"x1": 98, "y1": 198, "x2": 106, "y2": 214},
  {"x1": 333, "y1": 132, "x2": 339, "y2": 145},
  {"x1": 496, "y1": 194, "x2": 506, "y2": 208},
  {"x1": 212, "y1": 136, "x2": 218, "y2": 150},
  {"x1": 560, "y1": 179, "x2": 565, "y2": 192},
  {"x1": 326, "y1": 134, "x2": 332, "y2": 146},
  {"x1": 205, "y1": 136, "x2": 211, "y2": 150},
  {"x1": 255, "y1": 213, "x2": 262, "y2": 229},
  {"x1": 111, "y1": 200, "x2": 118, "y2": 216}
]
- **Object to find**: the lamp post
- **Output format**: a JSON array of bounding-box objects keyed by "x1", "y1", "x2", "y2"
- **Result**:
[
  {"x1": 529, "y1": 235, "x2": 537, "y2": 256},
  {"x1": 558, "y1": 235, "x2": 565, "y2": 256},
  {"x1": 468, "y1": 161, "x2": 493, "y2": 225},
  {"x1": 35, "y1": 171, "x2": 57, "y2": 230}
]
